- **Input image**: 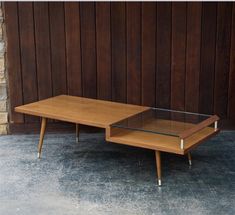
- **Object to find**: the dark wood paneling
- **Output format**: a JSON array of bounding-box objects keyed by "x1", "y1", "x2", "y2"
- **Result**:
[
  {"x1": 49, "y1": 2, "x2": 67, "y2": 96},
  {"x1": 111, "y1": 3, "x2": 126, "y2": 103},
  {"x1": 64, "y1": 3, "x2": 82, "y2": 96},
  {"x1": 214, "y1": 3, "x2": 233, "y2": 118},
  {"x1": 199, "y1": 3, "x2": 217, "y2": 115},
  {"x1": 228, "y1": 3, "x2": 235, "y2": 120},
  {"x1": 3, "y1": 2, "x2": 235, "y2": 131},
  {"x1": 4, "y1": 3, "x2": 24, "y2": 123},
  {"x1": 127, "y1": 3, "x2": 141, "y2": 105},
  {"x1": 18, "y1": 3, "x2": 38, "y2": 122},
  {"x1": 171, "y1": 3, "x2": 187, "y2": 110},
  {"x1": 142, "y1": 2, "x2": 156, "y2": 107},
  {"x1": 34, "y1": 2, "x2": 52, "y2": 100},
  {"x1": 185, "y1": 2, "x2": 202, "y2": 112},
  {"x1": 80, "y1": 2, "x2": 97, "y2": 99},
  {"x1": 96, "y1": 3, "x2": 111, "y2": 100},
  {"x1": 156, "y1": 3, "x2": 171, "y2": 109}
]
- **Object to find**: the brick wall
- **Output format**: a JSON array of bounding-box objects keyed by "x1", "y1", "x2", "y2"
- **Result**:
[{"x1": 0, "y1": 3, "x2": 8, "y2": 134}]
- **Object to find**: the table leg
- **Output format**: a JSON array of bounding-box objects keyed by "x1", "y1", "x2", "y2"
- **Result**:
[
  {"x1": 155, "y1": 150, "x2": 162, "y2": 186},
  {"x1": 76, "y1": 124, "x2": 79, "y2": 143},
  {"x1": 187, "y1": 152, "x2": 192, "y2": 166},
  {"x1": 37, "y1": 117, "x2": 47, "y2": 159}
]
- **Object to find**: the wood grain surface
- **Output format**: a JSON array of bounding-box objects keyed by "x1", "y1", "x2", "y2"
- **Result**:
[{"x1": 15, "y1": 95, "x2": 149, "y2": 128}]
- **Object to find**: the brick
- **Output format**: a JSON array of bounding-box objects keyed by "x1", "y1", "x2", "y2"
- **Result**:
[
  {"x1": 0, "y1": 57, "x2": 4, "y2": 71},
  {"x1": 0, "y1": 27, "x2": 2, "y2": 41},
  {"x1": 0, "y1": 42, "x2": 4, "y2": 55},
  {"x1": 0, "y1": 112, "x2": 7, "y2": 123},
  {"x1": 0, "y1": 72, "x2": 5, "y2": 84},
  {"x1": 0, "y1": 84, "x2": 7, "y2": 100},
  {"x1": 0, "y1": 100, "x2": 6, "y2": 111},
  {"x1": 0, "y1": 6, "x2": 2, "y2": 18},
  {"x1": 0, "y1": 124, "x2": 7, "y2": 135}
]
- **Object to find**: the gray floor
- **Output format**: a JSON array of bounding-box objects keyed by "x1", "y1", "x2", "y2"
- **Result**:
[{"x1": 0, "y1": 131, "x2": 235, "y2": 215}]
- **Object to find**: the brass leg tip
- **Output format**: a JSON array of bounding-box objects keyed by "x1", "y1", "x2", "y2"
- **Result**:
[
  {"x1": 37, "y1": 152, "x2": 41, "y2": 159},
  {"x1": 158, "y1": 179, "x2": 162, "y2": 186},
  {"x1": 189, "y1": 160, "x2": 192, "y2": 166},
  {"x1": 76, "y1": 137, "x2": 79, "y2": 143}
]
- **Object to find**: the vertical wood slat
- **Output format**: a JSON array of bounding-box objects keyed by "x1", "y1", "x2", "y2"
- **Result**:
[
  {"x1": 199, "y1": 3, "x2": 217, "y2": 115},
  {"x1": 214, "y1": 3, "x2": 233, "y2": 118},
  {"x1": 34, "y1": 2, "x2": 52, "y2": 100},
  {"x1": 127, "y1": 2, "x2": 141, "y2": 105},
  {"x1": 171, "y1": 2, "x2": 187, "y2": 111},
  {"x1": 64, "y1": 2, "x2": 82, "y2": 96},
  {"x1": 156, "y1": 2, "x2": 172, "y2": 109},
  {"x1": 80, "y1": 2, "x2": 97, "y2": 99},
  {"x1": 111, "y1": 3, "x2": 126, "y2": 103},
  {"x1": 141, "y1": 2, "x2": 156, "y2": 107},
  {"x1": 3, "y1": 3, "x2": 24, "y2": 123},
  {"x1": 49, "y1": 2, "x2": 67, "y2": 96},
  {"x1": 96, "y1": 3, "x2": 111, "y2": 100},
  {"x1": 185, "y1": 2, "x2": 202, "y2": 112},
  {"x1": 18, "y1": 2, "x2": 38, "y2": 122},
  {"x1": 228, "y1": 3, "x2": 235, "y2": 120}
]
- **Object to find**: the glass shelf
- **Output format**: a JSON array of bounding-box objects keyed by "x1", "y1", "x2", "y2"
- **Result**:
[{"x1": 111, "y1": 108, "x2": 213, "y2": 138}]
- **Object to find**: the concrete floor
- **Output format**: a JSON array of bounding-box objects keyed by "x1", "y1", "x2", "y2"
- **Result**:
[{"x1": 0, "y1": 131, "x2": 235, "y2": 215}]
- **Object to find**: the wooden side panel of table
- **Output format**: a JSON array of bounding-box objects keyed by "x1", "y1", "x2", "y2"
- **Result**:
[
  {"x1": 107, "y1": 116, "x2": 220, "y2": 155},
  {"x1": 107, "y1": 127, "x2": 219, "y2": 155}
]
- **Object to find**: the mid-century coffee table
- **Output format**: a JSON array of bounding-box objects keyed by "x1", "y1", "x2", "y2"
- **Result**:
[{"x1": 15, "y1": 95, "x2": 220, "y2": 186}]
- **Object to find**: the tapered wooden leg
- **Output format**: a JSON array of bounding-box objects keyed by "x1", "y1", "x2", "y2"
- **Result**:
[
  {"x1": 37, "y1": 117, "x2": 47, "y2": 159},
  {"x1": 187, "y1": 152, "x2": 192, "y2": 166},
  {"x1": 155, "y1": 150, "x2": 162, "y2": 186},
  {"x1": 76, "y1": 124, "x2": 79, "y2": 143}
]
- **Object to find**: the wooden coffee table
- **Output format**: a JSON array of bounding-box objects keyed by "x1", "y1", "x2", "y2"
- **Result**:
[{"x1": 15, "y1": 95, "x2": 220, "y2": 186}]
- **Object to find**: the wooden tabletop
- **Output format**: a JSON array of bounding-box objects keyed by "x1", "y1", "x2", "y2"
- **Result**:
[{"x1": 15, "y1": 95, "x2": 149, "y2": 128}]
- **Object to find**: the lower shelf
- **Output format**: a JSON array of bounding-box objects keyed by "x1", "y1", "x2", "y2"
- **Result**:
[{"x1": 107, "y1": 127, "x2": 219, "y2": 155}]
